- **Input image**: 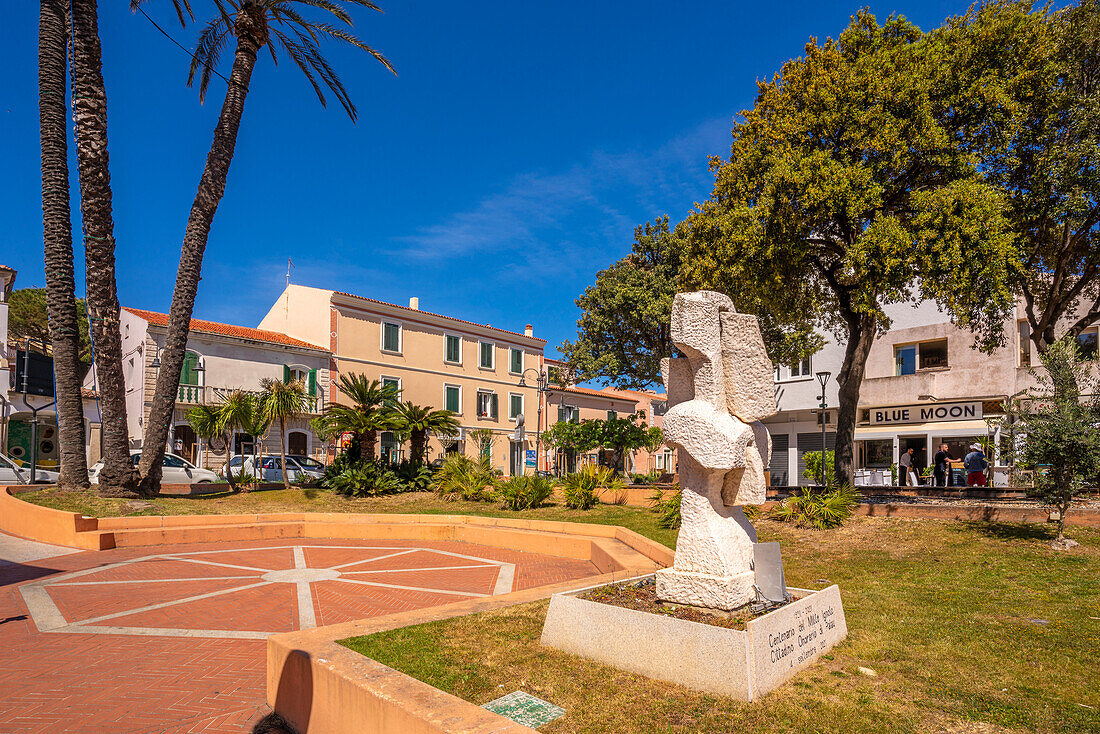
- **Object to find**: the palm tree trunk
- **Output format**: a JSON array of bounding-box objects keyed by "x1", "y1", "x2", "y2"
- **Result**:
[
  {"x1": 363, "y1": 430, "x2": 378, "y2": 462},
  {"x1": 279, "y1": 415, "x2": 290, "y2": 490},
  {"x1": 40, "y1": 0, "x2": 89, "y2": 491},
  {"x1": 138, "y1": 11, "x2": 266, "y2": 495},
  {"x1": 69, "y1": 0, "x2": 138, "y2": 498}
]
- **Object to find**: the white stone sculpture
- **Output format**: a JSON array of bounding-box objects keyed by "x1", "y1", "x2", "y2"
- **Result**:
[{"x1": 655, "y1": 291, "x2": 777, "y2": 611}]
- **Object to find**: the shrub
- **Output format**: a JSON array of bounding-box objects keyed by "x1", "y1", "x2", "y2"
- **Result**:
[
  {"x1": 393, "y1": 460, "x2": 433, "y2": 492},
  {"x1": 648, "y1": 485, "x2": 681, "y2": 529},
  {"x1": 629, "y1": 470, "x2": 661, "y2": 485},
  {"x1": 497, "y1": 475, "x2": 554, "y2": 511},
  {"x1": 431, "y1": 453, "x2": 497, "y2": 502},
  {"x1": 325, "y1": 462, "x2": 404, "y2": 497},
  {"x1": 562, "y1": 465, "x2": 622, "y2": 510},
  {"x1": 801, "y1": 449, "x2": 836, "y2": 486},
  {"x1": 771, "y1": 484, "x2": 859, "y2": 529}
]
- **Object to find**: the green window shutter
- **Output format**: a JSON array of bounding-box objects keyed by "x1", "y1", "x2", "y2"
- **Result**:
[
  {"x1": 557, "y1": 407, "x2": 566, "y2": 423},
  {"x1": 181, "y1": 352, "x2": 198, "y2": 385},
  {"x1": 283, "y1": 364, "x2": 291, "y2": 383},
  {"x1": 490, "y1": 393, "x2": 498, "y2": 419},
  {"x1": 307, "y1": 369, "x2": 317, "y2": 396}
]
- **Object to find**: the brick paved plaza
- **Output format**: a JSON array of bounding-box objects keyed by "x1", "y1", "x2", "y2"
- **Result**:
[{"x1": 0, "y1": 537, "x2": 599, "y2": 733}]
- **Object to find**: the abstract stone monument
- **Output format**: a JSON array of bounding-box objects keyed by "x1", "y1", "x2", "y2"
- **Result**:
[{"x1": 655, "y1": 290, "x2": 777, "y2": 611}]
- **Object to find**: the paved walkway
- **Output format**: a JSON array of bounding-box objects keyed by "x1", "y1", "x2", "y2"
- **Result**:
[{"x1": 0, "y1": 536, "x2": 599, "y2": 733}]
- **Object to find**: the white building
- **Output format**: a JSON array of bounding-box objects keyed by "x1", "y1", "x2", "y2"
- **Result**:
[
  {"x1": 763, "y1": 298, "x2": 1093, "y2": 486},
  {"x1": 116, "y1": 308, "x2": 331, "y2": 468}
]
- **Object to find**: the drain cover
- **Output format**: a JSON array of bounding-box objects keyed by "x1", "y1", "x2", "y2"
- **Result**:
[{"x1": 482, "y1": 691, "x2": 565, "y2": 728}]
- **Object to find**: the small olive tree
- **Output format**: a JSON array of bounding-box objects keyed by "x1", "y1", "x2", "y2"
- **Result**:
[{"x1": 1016, "y1": 338, "x2": 1100, "y2": 549}]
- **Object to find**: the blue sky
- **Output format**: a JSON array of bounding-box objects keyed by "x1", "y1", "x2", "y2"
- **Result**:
[{"x1": 2, "y1": 0, "x2": 968, "y2": 362}]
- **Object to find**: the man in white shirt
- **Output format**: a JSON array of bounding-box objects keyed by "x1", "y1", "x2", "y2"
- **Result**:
[{"x1": 899, "y1": 447, "x2": 914, "y2": 486}]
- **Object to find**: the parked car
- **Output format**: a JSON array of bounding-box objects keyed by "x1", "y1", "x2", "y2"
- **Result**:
[
  {"x1": 0, "y1": 453, "x2": 59, "y2": 485},
  {"x1": 88, "y1": 451, "x2": 218, "y2": 485},
  {"x1": 221, "y1": 454, "x2": 324, "y2": 484}
]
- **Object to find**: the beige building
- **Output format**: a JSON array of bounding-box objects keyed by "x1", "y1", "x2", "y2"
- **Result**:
[
  {"x1": 259, "y1": 285, "x2": 545, "y2": 474},
  {"x1": 117, "y1": 308, "x2": 331, "y2": 468}
]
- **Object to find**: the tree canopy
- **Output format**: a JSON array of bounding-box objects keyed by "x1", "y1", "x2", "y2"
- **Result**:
[
  {"x1": 8, "y1": 288, "x2": 91, "y2": 363},
  {"x1": 681, "y1": 11, "x2": 1018, "y2": 482}
]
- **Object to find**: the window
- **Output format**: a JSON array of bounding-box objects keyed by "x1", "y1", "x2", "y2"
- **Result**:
[
  {"x1": 1078, "y1": 328, "x2": 1098, "y2": 360},
  {"x1": 477, "y1": 390, "x2": 498, "y2": 418},
  {"x1": 381, "y1": 376, "x2": 401, "y2": 401},
  {"x1": 162, "y1": 454, "x2": 187, "y2": 468},
  {"x1": 895, "y1": 345, "x2": 917, "y2": 376},
  {"x1": 557, "y1": 406, "x2": 578, "y2": 423},
  {"x1": 509, "y1": 348, "x2": 523, "y2": 374},
  {"x1": 918, "y1": 339, "x2": 948, "y2": 370},
  {"x1": 1018, "y1": 321, "x2": 1032, "y2": 367},
  {"x1": 510, "y1": 393, "x2": 523, "y2": 420},
  {"x1": 788, "y1": 356, "x2": 812, "y2": 378},
  {"x1": 445, "y1": 334, "x2": 462, "y2": 364},
  {"x1": 445, "y1": 384, "x2": 461, "y2": 413},
  {"x1": 896, "y1": 339, "x2": 948, "y2": 375},
  {"x1": 607, "y1": 410, "x2": 617, "y2": 420},
  {"x1": 382, "y1": 322, "x2": 401, "y2": 353},
  {"x1": 479, "y1": 341, "x2": 495, "y2": 369}
]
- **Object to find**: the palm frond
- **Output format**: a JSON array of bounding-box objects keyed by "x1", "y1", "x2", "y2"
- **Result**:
[
  {"x1": 188, "y1": 14, "x2": 233, "y2": 102},
  {"x1": 131, "y1": 0, "x2": 194, "y2": 27}
]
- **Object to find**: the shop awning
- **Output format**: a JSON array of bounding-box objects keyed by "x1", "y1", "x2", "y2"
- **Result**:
[{"x1": 854, "y1": 419, "x2": 992, "y2": 441}]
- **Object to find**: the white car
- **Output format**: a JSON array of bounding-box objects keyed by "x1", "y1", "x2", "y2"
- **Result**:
[
  {"x1": 222, "y1": 454, "x2": 325, "y2": 484},
  {"x1": 0, "y1": 453, "x2": 59, "y2": 485},
  {"x1": 89, "y1": 451, "x2": 219, "y2": 485}
]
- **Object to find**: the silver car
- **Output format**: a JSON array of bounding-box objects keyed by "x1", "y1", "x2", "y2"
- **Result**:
[
  {"x1": 89, "y1": 451, "x2": 219, "y2": 485},
  {"x1": 0, "y1": 453, "x2": 59, "y2": 485},
  {"x1": 222, "y1": 455, "x2": 324, "y2": 484}
]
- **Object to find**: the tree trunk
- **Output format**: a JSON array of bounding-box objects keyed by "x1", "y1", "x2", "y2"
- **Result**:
[
  {"x1": 222, "y1": 431, "x2": 238, "y2": 492},
  {"x1": 69, "y1": 0, "x2": 137, "y2": 498},
  {"x1": 40, "y1": 0, "x2": 89, "y2": 491},
  {"x1": 411, "y1": 429, "x2": 426, "y2": 463},
  {"x1": 137, "y1": 10, "x2": 266, "y2": 495},
  {"x1": 278, "y1": 416, "x2": 291, "y2": 490},
  {"x1": 362, "y1": 430, "x2": 378, "y2": 462},
  {"x1": 833, "y1": 314, "x2": 878, "y2": 487}
]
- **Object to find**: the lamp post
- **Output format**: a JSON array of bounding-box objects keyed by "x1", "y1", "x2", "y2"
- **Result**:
[
  {"x1": 816, "y1": 370, "x2": 832, "y2": 487},
  {"x1": 517, "y1": 368, "x2": 550, "y2": 475}
]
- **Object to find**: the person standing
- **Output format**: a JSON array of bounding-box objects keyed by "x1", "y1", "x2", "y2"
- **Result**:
[
  {"x1": 933, "y1": 443, "x2": 953, "y2": 487},
  {"x1": 964, "y1": 443, "x2": 988, "y2": 487},
  {"x1": 899, "y1": 447, "x2": 913, "y2": 486}
]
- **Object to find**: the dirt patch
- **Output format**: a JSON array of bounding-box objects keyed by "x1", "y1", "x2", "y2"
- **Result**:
[{"x1": 577, "y1": 578, "x2": 768, "y2": 630}]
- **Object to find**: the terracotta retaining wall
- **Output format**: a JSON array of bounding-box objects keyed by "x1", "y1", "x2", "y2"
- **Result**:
[{"x1": 267, "y1": 570, "x2": 649, "y2": 734}]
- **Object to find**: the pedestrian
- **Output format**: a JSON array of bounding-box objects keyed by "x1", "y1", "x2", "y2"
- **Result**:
[
  {"x1": 899, "y1": 447, "x2": 913, "y2": 486},
  {"x1": 933, "y1": 443, "x2": 953, "y2": 487},
  {"x1": 964, "y1": 443, "x2": 988, "y2": 487}
]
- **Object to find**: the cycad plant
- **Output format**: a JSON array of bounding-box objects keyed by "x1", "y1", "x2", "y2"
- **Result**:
[
  {"x1": 260, "y1": 377, "x2": 313, "y2": 489},
  {"x1": 431, "y1": 453, "x2": 496, "y2": 502},
  {"x1": 316, "y1": 374, "x2": 402, "y2": 461},
  {"x1": 135, "y1": 0, "x2": 396, "y2": 495},
  {"x1": 394, "y1": 402, "x2": 459, "y2": 463}
]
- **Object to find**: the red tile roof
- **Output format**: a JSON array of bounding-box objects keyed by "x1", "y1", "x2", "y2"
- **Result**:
[
  {"x1": 331, "y1": 291, "x2": 546, "y2": 344},
  {"x1": 123, "y1": 308, "x2": 327, "y2": 351},
  {"x1": 549, "y1": 385, "x2": 640, "y2": 403}
]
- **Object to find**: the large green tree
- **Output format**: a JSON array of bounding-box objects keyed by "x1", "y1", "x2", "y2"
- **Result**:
[
  {"x1": 317, "y1": 374, "x2": 401, "y2": 461},
  {"x1": 941, "y1": 1, "x2": 1100, "y2": 357},
  {"x1": 560, "y1": 217, "x2": 819, "y2": 389},
  {"x1": 136, "y1": 0, "x2": 396, "y2": 494},
  {"x1": 683, "y1": 12, "x2": 1017, "y2": 484},
  {"x1": 394, "y1": 402, "x2": 459, "y2": 464},
  {"x1": 8, "y1": 289, "x2": 91, "y2": 364}
]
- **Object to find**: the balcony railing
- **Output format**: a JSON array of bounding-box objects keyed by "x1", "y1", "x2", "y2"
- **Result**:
[{"x1": 174, "y1": 384, "x2": 322, "y2": 414}]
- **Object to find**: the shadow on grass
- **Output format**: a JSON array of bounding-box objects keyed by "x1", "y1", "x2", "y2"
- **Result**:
[
  {"x1": 251, "y1": 713, "x2": 297, "y2": 734},
  {"x1": 955, "y1": 520, "x2": 1056, "y2": 543}
]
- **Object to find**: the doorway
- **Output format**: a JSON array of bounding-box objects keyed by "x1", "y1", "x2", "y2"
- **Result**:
[
  {"x1": 288, "y1": 431, "x2": 308, "y2": 457},
  {"x1": 898, "y1": 435, "x2": 927, "y2": 485},
  {"x1": 174, "y1": 424, "x2": 197, "y2": 464}
]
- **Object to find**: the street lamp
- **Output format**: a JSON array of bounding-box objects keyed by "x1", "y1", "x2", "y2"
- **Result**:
[
  {"x1": 816, "y1": 370, "x2": 832, "y2": 486},
  {"x1": 517, "y1": 368, "x2": 550, "y2": 475}
]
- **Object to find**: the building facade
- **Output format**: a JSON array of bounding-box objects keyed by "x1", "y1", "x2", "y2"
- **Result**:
[
  {"x1": 259, "y1": 285, "x2": 545, "y2": 475},
  {"x1": 117, "y1": 308, "x2": 331, "y2": 469},
  {"x1": 763, "y1": 298, "x2": 1096, "y2": 486}
]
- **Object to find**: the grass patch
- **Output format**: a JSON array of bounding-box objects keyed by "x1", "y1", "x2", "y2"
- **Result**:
[{"x1": 341, "y1": 518, "x2": 1100, "y2": 734}]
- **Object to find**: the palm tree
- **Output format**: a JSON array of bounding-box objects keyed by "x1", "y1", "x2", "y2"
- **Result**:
[
  {"x1": 186, "y1": 404, "x2": 238, "y2": 491},
  {"x1": 326, "y1": 374, "x2": 401, "y2": 461},
  {"x1": 136, "y1": 0, "x2": 396, "y2": 495},
  {"x1": 217, "y1": 390, "x2": 260, "y2": 486},
  {"x1": 394, "y1": 402, "x2": 459, "y2": 464},
  {"x1": 40, "y1": 0, "x2": 89, "y2": 491},
  {"x1": 69, "y1": 0, "x2": 137, "y2": 498},
  {"x1": 259, "y1": 377, "x2": 312, "y2": 489}
]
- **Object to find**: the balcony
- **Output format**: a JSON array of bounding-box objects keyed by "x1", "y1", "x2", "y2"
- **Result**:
[{"x1": 174, "y1": 384, "x2": 322, "y2": 414}]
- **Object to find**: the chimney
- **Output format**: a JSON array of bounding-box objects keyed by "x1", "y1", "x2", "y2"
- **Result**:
[
  {"x1": 524, "y1": 324, "x2": 533, "y2": 337},
  {"x1": 409, "y1": 297, "x2": 419, "y2": 310}
]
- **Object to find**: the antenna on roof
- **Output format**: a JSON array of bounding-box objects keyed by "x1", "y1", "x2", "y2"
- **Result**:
[{"x1": 286, "y1": 258, "x2": 294, "y2": 287}]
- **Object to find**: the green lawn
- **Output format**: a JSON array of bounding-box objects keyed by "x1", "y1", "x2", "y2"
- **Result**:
[{"x1": 341, "y1": 517, "x2": 1100, "y2": 734}]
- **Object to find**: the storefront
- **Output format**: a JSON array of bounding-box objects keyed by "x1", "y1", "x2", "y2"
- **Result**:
[{"x1": 854, "y1": 399, "x2": 1003, "y2": 483}]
